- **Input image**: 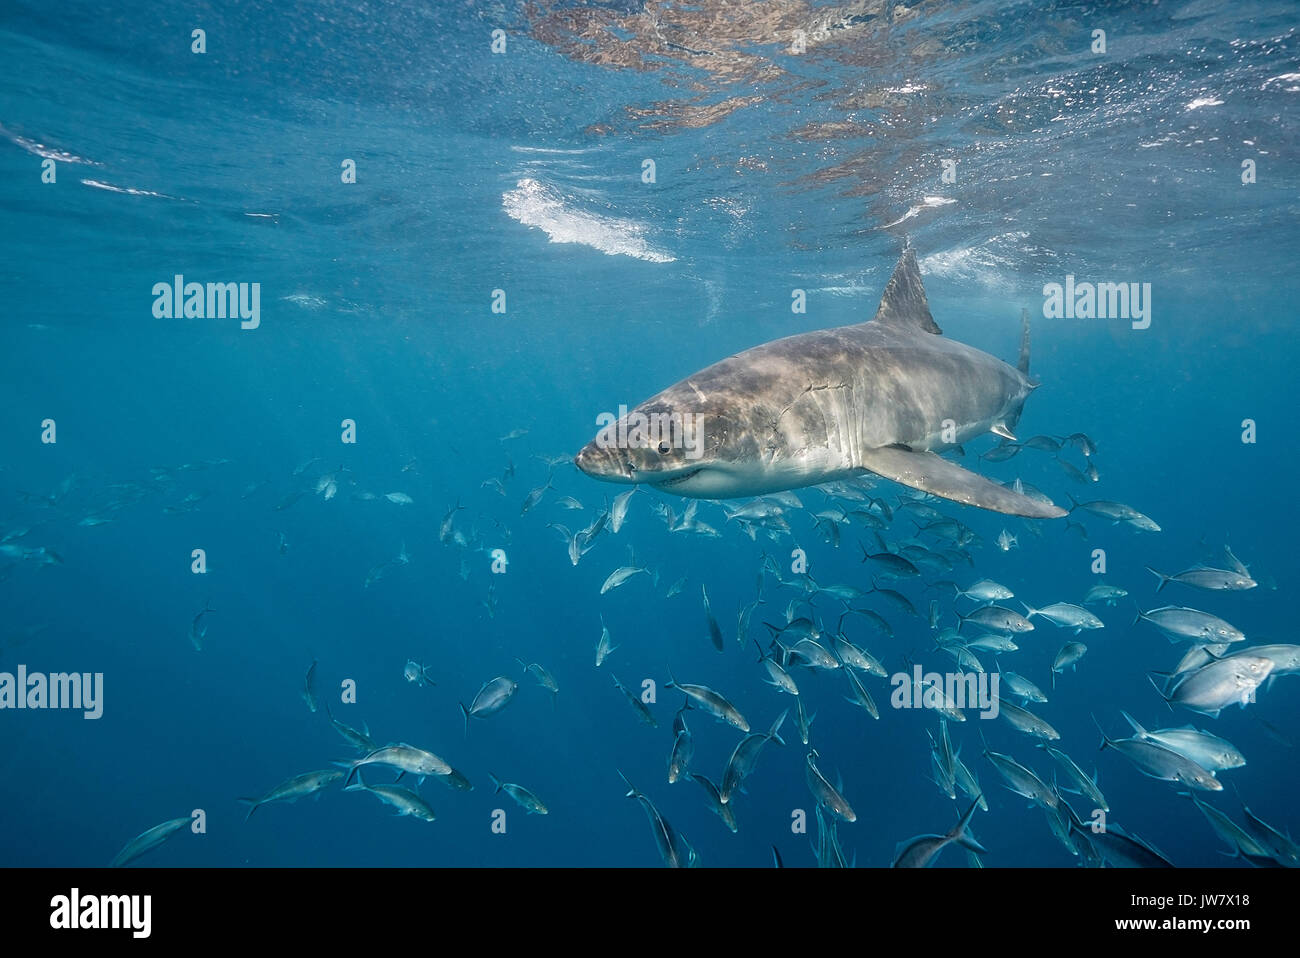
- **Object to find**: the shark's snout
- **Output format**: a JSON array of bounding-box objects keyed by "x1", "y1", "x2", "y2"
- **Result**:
[{"x1": 575, "y1": 441, "x2": 635, "y2": 483}]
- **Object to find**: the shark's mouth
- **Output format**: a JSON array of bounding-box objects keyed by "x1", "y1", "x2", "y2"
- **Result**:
[{"x1": 652, "y1": 467, "x2": 703, "y2": 489}]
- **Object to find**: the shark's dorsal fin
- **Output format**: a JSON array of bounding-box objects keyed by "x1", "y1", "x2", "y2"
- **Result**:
[{"x1": 872, "y1": 247, "x2": 942, "y2": 335}]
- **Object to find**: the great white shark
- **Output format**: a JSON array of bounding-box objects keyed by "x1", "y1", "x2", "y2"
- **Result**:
[{"x1": 575, "y1": 248, "x2": 1067, "y2": 519}]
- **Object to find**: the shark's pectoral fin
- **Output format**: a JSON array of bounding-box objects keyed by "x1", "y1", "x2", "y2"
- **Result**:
[
  {"x1": 856, "y1": 446, "x2": 1067, "y2": 519},
  {"x1": 990, "y1": 423, "x2": 1017, "y2": 441}
]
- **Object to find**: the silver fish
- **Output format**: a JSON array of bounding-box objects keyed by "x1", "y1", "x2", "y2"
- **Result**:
[
  {"x1": 951, "y1": 750, "x2": 987, "y2": 811},
  {"x1": 1119, "y1": 711, "x2": 1245, "y2": 771},
  {"x1": 610, "y1": 487, "x2": 636, "y2": 533},
  {"x1": 611, "y1": 674, "x2": 657, "y2": 727},
  {"x1": 1228, "y1": 643, "x2": 1300, "y2": 677},
  {"x1": 1023, "y1": 435, "x2": 1061, "y2": 453},
  {"x1": 702, "y1": 584, "x2": 724, "y2": 652},
  {"x1": 843, "y1": 607, "x2": 894, "y2": 639},
  {"x1": 964, "y1": 634, "x2": 1018, "y2": 653},
  {"x1": 668, "y1": 724, "x2": 694, "y2": 784},
  {"x1": 1146, "y1": 565, "x2": 1256, "y2": 593},
  {"x1": 891, "y1": 799, "x2": 985, "y2": 868},
  {"x1": 600, "y1": 565, "x2": 648, "y2": 595},
  {"x1": 1051, "y1": 642, "x2": 1088, "y2": 687},
  {"x1": 980, "y1": 734, "x2": 1057, "y2": 808},
  {"x1": 460, "y1": 676, "x2": 518, "y2": 733},
  {"x1": 345, "y1": 777, "x2": 436, "y2": 821},
  {"x1": 831, "y1": 633, "x2": 886, "y2": 677},
  {"x1": 239, "y1": 769, "x2": 345, "y2": 819},
  {"x1": 516, "y1": 658, "x2": 559, "y2": 700},
  {"x1": 956, "y1": 579, "x2": 1014, "y2": 603},
  {"x1": 1068, "y1": 497, "x2": 1159, "y2": 530},
  {"x1": 618, "y1": 771, "x2": 689, "y2": 868},
  {"x1": 1037, "y1": 743, "x2": 1109, "y2": 812},
  {"x1": 1022, "y1": 601, "x2": 1104, "y2": 633},
  {"x1": 404, "y1": 659, "x2": 436, "y2": 687},
  {"x1": 998, "y1": 699, "x2": 1060, "y2": 740},
  {"x1": 520, "y1": 475, "x2": 552, "y2": 515},
  {"x1": 665, "y1": 671, "x2": 748, "y2": 731},
  {"x1": 720, "y1": 710, "x2": 788, "y2": 804},
  {"x1": 489, "y1": 774, "x2": 549, "y2": 814},
  {"x1": 302, "y1": 659, "x2": 319, "y2": 713},
  {"x1": 842, "y1": 664, "x2": 880, "y2": 719},
  {"x1": 1095, "y1": 718, "x2": 1222, "y2": 791},
  {"x1": 688, "y1": 774, "x2": 737, "y2": 832},
  {"x1": 439, "y1": 501, "x2": 464, "y2": 545},
  {"x1": 435, "y1": 767, "x2": 474, "y2": 792},
  {"x1": 341, "y1": 744, "x2": 451, "y2": 785},
  {"x1": 738, "y1": 597, "x2": 759, "y2": 649},
  {"x1": 1083, "y1": 583, "x2": 1127, "y2": 606},
  {"x1": 1000, "y1": 670, "x2": 1047, "y2": 703},
  {"x1": 1238, "y1": 796, "x2": 1300, "y2": 867},
  {"x1": 109, "y1": 816, "x2": 192, "y2": 867},
  {"x1": 1081, "y1": 821, "x2": 1174, "y2": 868},
  {"x1": 595, "y1": 616, "x2": 618, "y2": 666},
  {"x1": 1182, "y1": 791, "x2": 1269, "y2": 859},
  {"x1": 931, "y1": 720, "x2": 956, "y2": 797},
  {"x1": 870, "y1": 582, "x2": 920, "y2": 618},
  {"x1": 859, "y1": 546, "x2": 920, "y2": 579},
  {"x1": 981, "y1": 443, "x2": 1022, "y2": 463},
  {"x1": 1135, "y1": 606, "x2": 1245, "y2": 646},
  {"x1": 787, "y1": 638, "x2": 841, "y2": 670},
  {"x1": 795, "y1": 695, "x2": 815, "y2": 746},
  {"x1": 940, "y1": 643, "x2": 985, "y2": 674},
  {"x1": 1151, "y1": 655, "x2": 1273, "y2": 717},
  {"x1": 189, "y1": 602, "x2": 215, "y2": 652},
  {"x1": 325, "y1": 705, "x2": 376, "y2": 753},
  {"x1": 755, "y1": 640, "x2": 800, "y2": 696},
  {"x1": 805, "y1": 749, "x2": 856, "y2": 823},
  {"x1": 957, "y1": 605, "x2": 1033, "y2": 635},
  {"x1": 1066, "y1": 433, "x2": 1097, "y2": 457}
]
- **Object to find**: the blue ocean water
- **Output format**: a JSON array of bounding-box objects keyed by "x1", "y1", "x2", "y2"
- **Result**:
[{"x1": 1, "y1": 0, "x2": 1298, "y2": 868}]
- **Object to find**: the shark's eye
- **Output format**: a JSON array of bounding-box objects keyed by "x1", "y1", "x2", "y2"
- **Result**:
[{"x1": 657, "y1": 441, "x2": 670, "y2": 454}]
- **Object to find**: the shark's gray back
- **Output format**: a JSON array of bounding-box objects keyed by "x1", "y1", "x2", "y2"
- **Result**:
[{"x1": 647, "y1": 320, "x2": 1029, "y2": 470}]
